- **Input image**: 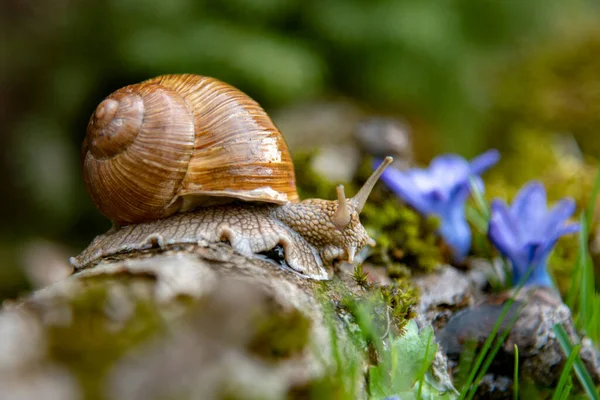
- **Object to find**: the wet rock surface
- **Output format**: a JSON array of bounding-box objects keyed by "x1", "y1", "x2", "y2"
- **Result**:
[{"x1": 415, "y1": 263, "x2": 600, "y2": 398}]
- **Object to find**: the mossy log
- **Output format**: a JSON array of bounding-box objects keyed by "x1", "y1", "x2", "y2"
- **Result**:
[{"x1": 0, "y1": 242, "x2": 451, "y2": 400}]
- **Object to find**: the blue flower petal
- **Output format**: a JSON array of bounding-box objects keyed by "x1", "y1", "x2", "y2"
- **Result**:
[
  {"x1": 378, "y1": 163, "x2": 432, "y2": 214},
  {"x1": 488, "y1": 200, "x2": 521, "y2": 256},
  {"x1": 523, "y1": 239, "x2": 559, "y2": 287},
  {"x1": 470, "y1": 149, "x2": 501, "y2": 175},
  {"x1": 409, "y1": 169, "x2": 444, "y2": 197},
  {"x1": 527, "y1": 259, "x2": 554, "y2": 287},
  {"x1": 488, "y1": 180, "x2": 580, "y2": 288},
  {"x1": 541, "y1": 198, "x2": 577, "y2": 237},
  {"x1": 423, "y1": 188, "x2": 447, "y2": 205},
  {"x1": 439, "y1": 193, "x2": 471, "y2": 260},
  {"x1": 510, "y1": 242, "x2": 543, "y2": 284},
  {"x1": 510, "y1": 181, "x2": 548, "y2": 235},
  {"x1": 557, "y1": 223, "x2": 581, "y2": 237},
  {"x1": 429, "y1": 155, "x2": 471, "y2": 190},
  {"x1": 453, "y1": 175, "x2": 478, "y2": 203}
]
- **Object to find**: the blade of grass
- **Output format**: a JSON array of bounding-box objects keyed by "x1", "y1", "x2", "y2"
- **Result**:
[
  {"x1": 589, "y1": 294, "x2": 600, "y2": 343},
  {"x1": 466, "y1": 204, "x2": 488, "y2": 235},
  {"x1": 552, "y1": 323, "x2": 600, "y2": 400},
  {"x1": 455, "y1": 339, "x2": 478, "y2": 389},
  {"x1": 578, "y1": 214, "x2": 591, "y2": 328},
  {"x1": 513, "y1": 344, "x2": 519, "y2": 400},
  {"x1": 565, "y1": 251, "x2": 581, "y2": 310},
  {"x1": 469, "y1": 176, "x2": 490, "y2": 220},
  {"x1": 458, "y1": 306, "x2": 515, "y2": 399},
  {"x1": 552, "y1": 343, "x2": 581, "y2": 400},
  {"x1": 558, "y1": 380, "x2": 572, "y2": 400},
  {"x1": 576, "y1": 212, "x2": 597, "y2": 340},
  {"x1": 577, "y1": 163, "x2": 600, "y2": 336},
  {"x1": 416, "y1": 328, "x2": 434, "y2": 399},
  {"x1": 584, "y1": 162, "x2": 600, "y2": 226},
  {"x1": 458, "y1": 262, "x2": 535, "y2": 400},
  {"x1": 500, "y1": 257, "x2": 512, "y2": 289},
  {"x1": 465, "y1": 301, "x2": 524, "y2": 400}
]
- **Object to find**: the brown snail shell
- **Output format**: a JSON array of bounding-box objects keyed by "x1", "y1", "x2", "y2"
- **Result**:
[{"x1": 83, "y1": 74, "x2": 298, "y2": 225}]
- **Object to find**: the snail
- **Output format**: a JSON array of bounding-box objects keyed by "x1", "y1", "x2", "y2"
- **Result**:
[{"x1": 70, "y1": 74, "x2": 392, "y2": 280}]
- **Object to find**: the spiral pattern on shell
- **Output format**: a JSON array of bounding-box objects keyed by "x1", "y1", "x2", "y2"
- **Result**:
[{"x1": 83, "y1": 74, "x2": 298, "y2": 225}]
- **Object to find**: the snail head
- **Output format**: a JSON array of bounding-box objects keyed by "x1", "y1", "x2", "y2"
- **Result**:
[{"x1": 277, "y1": 156, "x2": 393, "y2": 265}]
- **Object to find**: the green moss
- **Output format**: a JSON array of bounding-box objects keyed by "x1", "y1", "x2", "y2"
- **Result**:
[
  {"x1": 379, "y1": 279, "x2": 419, "y2": 331},
  {"x1": 336, "y1": 277, "x2": 419, "y2": 335},
  {"x1": 351, "y1": 264, "x2": 370, "y2": 290},
  {"x1": 248, "y1": 303, "x2": 311, "y2": 361},
  {"x1": 362, "y1": 199, "x2": 443, "y2": 273},
  {"x1": 386, "y1": 263, "x2": 412, "y2": 280},
  {"x1": 46, "y1": 276, "x2": 167, "y2": 400}
]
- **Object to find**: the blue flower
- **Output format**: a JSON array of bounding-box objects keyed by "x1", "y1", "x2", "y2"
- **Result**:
[
  {"x1": 377, "y1": 149, "x2": 500, "y2": 260},
  {"x1": 488, "y1": 181, "x2": 580, "y2": 287}
]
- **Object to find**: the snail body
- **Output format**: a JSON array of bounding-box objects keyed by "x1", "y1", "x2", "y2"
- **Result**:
[{"x1": 73, "y1": 74, "x2": 392, "y2": 280}]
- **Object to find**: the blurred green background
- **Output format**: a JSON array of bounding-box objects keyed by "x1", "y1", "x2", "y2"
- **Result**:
[{"x1": 2, "y1": 0, "x2": 600, "y2": 298}]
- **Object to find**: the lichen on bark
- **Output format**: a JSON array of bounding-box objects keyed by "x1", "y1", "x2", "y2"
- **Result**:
[{"x1": 0, "y1": 241, "x2": 435, "y2": 399}]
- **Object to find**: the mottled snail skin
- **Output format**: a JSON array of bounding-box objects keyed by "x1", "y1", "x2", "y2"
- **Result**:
[
  {"x1": 70, "y1": 204, "x2": 328, "y2": 279},
  {"x1": 74, "y1": 73, "x2": 393, "y2": 280}
]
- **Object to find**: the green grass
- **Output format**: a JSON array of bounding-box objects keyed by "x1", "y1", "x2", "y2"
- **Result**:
[
  {"x1": 514, "y1": 344, "x2": 519, "y2": 400},
  {"x1": 552, "y1": 164, "x2": 600, "y2": 398},
  {"x1": 552, "y1": 341, "x2": 581, "y2": 400},
  {"x1": 553, "y1": 324, "x2": 599, "y2": 400}
]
